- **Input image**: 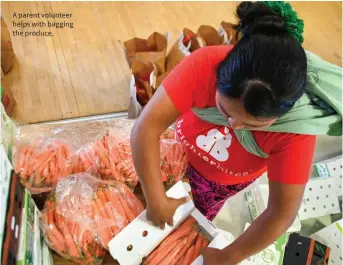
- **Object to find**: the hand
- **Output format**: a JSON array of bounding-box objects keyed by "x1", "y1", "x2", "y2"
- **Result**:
[
  {"x1": 202, "y1": 248, "x2": 236, "y2": 265},
  {"x1": 146, "y1": 196, "x2": 188, "y2": 229}
]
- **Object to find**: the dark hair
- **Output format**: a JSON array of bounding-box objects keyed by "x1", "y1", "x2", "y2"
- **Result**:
[{"x1": 217, "y1": 1, "x2": 307, "y2": 118}]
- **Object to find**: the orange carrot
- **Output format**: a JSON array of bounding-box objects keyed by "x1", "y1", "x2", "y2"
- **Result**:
[
  {"x1": 62, "y1": 225, "x2": 79, "y2": 258},
  {"x1": 95, "y1": 142, "x2": 111, "y2": 168},
  {"x1": 47, "y1": 231, "x2": 65, "y2": 253},
  {"x1": 181, "y1": 245, "x2": 195, "y2": 265},
  {"x1": 160, "y1": 217, "x2": 196, "y2": 248},
  {"x1": 37, "y1": 151, "x2": 56, "y2": 173},
  {"x1": 91, "y1": 201, "x2": 111, "y2": 247},
  {"x1": 105, "y1": 189, "x2": 128, "y2": 226},
  {"x1": 120, "y1": 183, "x2": 144, "y2": 214},
  {"x1": 192, "y1": 234, "x2": 204, "y2": 261},
  {"x1": 97, "y1": 190, "x2": 119, "y2": 234},
  {"x1": 147, "y1": 238, "x2": 183, "y2": 265},
  {"x1": 118, "y1": 194, "x2": 137, "y2": 221},
  {"x1": 171, "y1": 231, "x2": 198, "y2": 265},
  {"x1": 17, "y1": 147, "x2": 28, "y2": 172}
]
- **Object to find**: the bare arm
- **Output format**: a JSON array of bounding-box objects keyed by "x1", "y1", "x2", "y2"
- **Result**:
[
  {"x1": 209, "y1": 180, "x2": 305, "y2": 265},
  {"x1": 130, "y1": 86, "x2": 185, "y2": 227}
]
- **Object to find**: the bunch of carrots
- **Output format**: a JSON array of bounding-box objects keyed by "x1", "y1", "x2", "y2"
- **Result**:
[
  {"x1": 160, "y1": 139, "x2": 188, "y2": 189},
  {"x1": 74, "y1": 128, "x2": 187, "y2": 190},
  {"x1": 42, "y1": 176, "x2": 145, "y2": 264},
  {"x1": 15, "y1": 138, "x2": 73, "y2": 193},
  {"x1": 91, "y1": 181, "x2": 145, "y2": 248},
  {"x1": 15, "y1": 127, "x2": 187, "y2": 193},
  {"x1": 143, "y1": 217, "x2": 209, "y2": 265},
  {"x1": 42, "y1": 199, "x2": 106, "y2": 265},
  {"x1": 74, "y1": 129, "x2": 139, "y2": 189}
]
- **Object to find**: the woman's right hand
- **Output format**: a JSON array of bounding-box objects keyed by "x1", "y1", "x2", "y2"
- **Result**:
[{"x1": 146, "y1": 197, "x2": 189, "y2": 229}]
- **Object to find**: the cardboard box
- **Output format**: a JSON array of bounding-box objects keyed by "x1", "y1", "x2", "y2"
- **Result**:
[
  {"x1": 241, "y1": 183, "x2": 302, "y2": 234},
  {"x1": 17, "y1": 190, "x2": 40, "y2": 265},
  {"x1": 108, "y1": 181, "x2": 234, "y2": 265},
  {"x1": 240, "y1": 224, "x2": 289, "y2": 265},
  {"x1": 0, "y1": 145, "x2": 13, "y2": 262},
  {"x1": 1, "y1": 174, "x2": 25, "y2": 265}
]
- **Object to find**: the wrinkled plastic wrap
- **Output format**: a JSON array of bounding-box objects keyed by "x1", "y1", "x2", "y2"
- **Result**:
[
  {"x1": 13, "y1": 126, "x2": 81, "y2": 194},
  {"x1": 14, "y1": 118, "x2": 188, "y2": 193},
  {"x1": 143, "y1": 216, "x2": 209, "y2": 265},
  {"x1": 160, "y1": 130, "x2": 188, "y2": 190},
  {"x1": 41, "y1": 172, "x2": 144, "y2": 264}
]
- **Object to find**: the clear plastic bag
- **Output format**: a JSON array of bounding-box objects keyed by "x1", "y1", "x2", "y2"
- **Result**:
[
  {"x1": 160, "y1": 129, "x2": 188, "y2": 190},
  {"x1": 14, "y1": 136, "x2": 76, "y2": 194},
  {"x1": 41, "y1": 172, "x2": 144, "y2": 261}
]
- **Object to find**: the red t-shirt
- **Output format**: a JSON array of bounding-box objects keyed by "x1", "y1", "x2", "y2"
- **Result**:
[{"x1": 163, "y1": 46, "x2": 316, "y2": 185}]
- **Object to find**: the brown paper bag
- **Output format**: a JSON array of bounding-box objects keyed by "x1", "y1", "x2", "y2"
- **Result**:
[
  {"x1": 1, "y1": 17, "x2": 15, "y2": 74},
  {"x1": 183, "y1": 28, "x2": 201, "y2": 53},
  {"x1": 122, "y1": 32, "x2": 168, "y2": 74},
  {"x1": 197, "y1": 25, "x2": 221, "y2": 46},
  {"x1": 131, "y1": 61, "x2": 155, "y2": 106},
  {"x1": 218, "y1": 21, "x2": 241, "y2": 45},
  {"x1": 165, "y1": 28, "x2": 200, "y2": 73},
  {"x1": 1, "y1": 70, "x2": 15, "y2": 114}
]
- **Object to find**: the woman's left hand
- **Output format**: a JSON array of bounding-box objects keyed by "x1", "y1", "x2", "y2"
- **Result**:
[{"x1": 202, "y1": 248, "x2": 236, "y2": 265}]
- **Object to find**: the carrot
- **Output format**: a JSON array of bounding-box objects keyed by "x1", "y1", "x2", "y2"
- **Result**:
[
  {"x1": 147, "y1": 238, "x2": 182, "y2": 265},
  {"x1": 62, "y1": 225, "x2": 79, "y2": 258},
  {"x1": 105, "y1": 189, "x2": 128, "y2": 226},
  {"x1": 95, "y1": 197, "x2": 110, "y2": 219},
  {"x1": 181, "y1": 245, "x2": 195, "y2": 265},
  {"x1": 47, "y1": 231, "x2": 65, "y2": 253},
  {"x1": 49, "y1": 159, "x2": 56, "y2": 177},
  {"x1": 85, "y1": 150, "x2": 98, "y2": 169},
  {"x1": 118, "y1": 194, "x2": 137, "y2": 222},
  {"x1": 57, "y1": 146, "x2": 65, "y2": 173},
  {"x1": 17, "y1": 147, "x2": 28, "y2": 172},
  {"x1": 37, "y1": 151, "x2": 56, "y2": 173},
  {"x1": 120, "y1": 183, "x2": 144, "y2": 214},
  {"x1": 192, "y1": 234, "x2": 204, "y2": 261},
  {"x1": 95, "y1": 142, "x2": 111, "y2": 169},
  {"x1": 160, "y1": 217, "x2": 196, "y2": 248},
  {"x1": 171, "y1": 231, "x2": 198, "y2": 265},
  {"x1": 97, "y1": 190, "x2": 119, "y2": 235},
  {"x1": 80, "y1": 151, "x2": 91, "y2": 170},
  {"x1": 150, "y1": 238, "x2": 182, "y2": 265},
  {"x1": 91, "y1": 201, "x2": 111, "y2": 247}
]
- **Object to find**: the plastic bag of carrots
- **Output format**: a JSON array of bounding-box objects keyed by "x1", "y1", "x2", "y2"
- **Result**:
[
  {"x1": 41, "y1": 173, "x2": 145, "y2": 264},
  {"x1": 73, "y1": 125, "x2": 187, "y2": 190},
  {"x1": 14, "y1": 137, "x2": 76, "y2": 193},
  {"x1": 143, "y1": 216, "x2": 209, "y2": 265},
  {"x1": 160, "y1": 132, "x2": 188, "y2": 190}
]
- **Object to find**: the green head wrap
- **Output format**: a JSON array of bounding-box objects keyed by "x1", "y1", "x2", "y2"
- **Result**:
[{"x1": 261, "y1": 1, "x2": 304, "y2": 44}]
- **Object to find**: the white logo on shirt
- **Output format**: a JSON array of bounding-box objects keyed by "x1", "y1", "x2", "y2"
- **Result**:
[{"x1": 196, "y1": 127, "x2": 232, "y2": 162}]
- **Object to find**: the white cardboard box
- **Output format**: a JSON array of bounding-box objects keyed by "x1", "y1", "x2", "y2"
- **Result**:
[
  {"x1": 109, "y1": 181, "x2": 234, "y2": 265},
  {"x1": 239, "y1": 224, "x2": 288, "y2": 265}
]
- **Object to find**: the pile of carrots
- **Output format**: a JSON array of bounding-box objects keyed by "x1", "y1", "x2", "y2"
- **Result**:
[
  {"x1": 160, "y1": 139, "x2": 188, "y2": 190},
  {"x1": 74, "y1": 129, "x2": 140, "y2": 189},
  {"x1": 41, "y1": 175, "x2": 144, "y2": 264},
  {"x1": 15, "y1": 127, "x2": 187, "y2": 193},
  {"x1": 143, "y1": 217, "x2": 209, "y2": 265},
  {"x1": 42, "y1": 199, "x2": 106, "y2": 265},
  {"x1": 15, "y1": 138, "x2": 73, "y2": 193}
]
